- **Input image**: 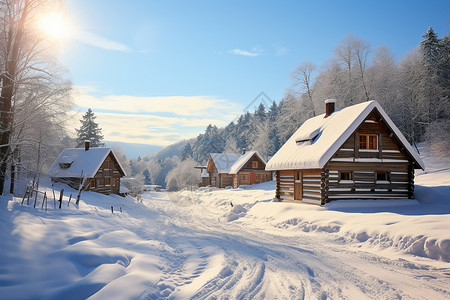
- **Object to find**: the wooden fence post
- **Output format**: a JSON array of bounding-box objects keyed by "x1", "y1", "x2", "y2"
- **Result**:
[
  {"x1": 58, "y1": 189, "x2": 64, "y2": 209},
  {"x1": 111, "y1": 206, "x2": 114, "y2": 213},
  {"x1": 68, "y1": 194, "x2": 72, "y2": 206},
  {"x1": 41, "y1": 192, "x2": 46, "y2": 209},
  {"x1": 21, "y1": 186, "x2": 29, "y2": 205},
  {"x1": 33, "y1": 190, "x2": 38, "y2": 208},
  {"x1": 27, "y1": 189, "x2": 32, "y2": 205}
]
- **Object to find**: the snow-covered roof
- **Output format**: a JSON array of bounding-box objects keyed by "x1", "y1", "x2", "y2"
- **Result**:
[
  {"x1": 229, "y1": 151, "x2": 266, "y2": 174},
  {"x1": 209, "y1": 153, "x2": 242, "y2": 173},
  {"x1": 48, "y1": 147, "x2": 126, "y2": 178},
  {"x1": 266, "y1": 100, "x2": 425, "y2": 171}
]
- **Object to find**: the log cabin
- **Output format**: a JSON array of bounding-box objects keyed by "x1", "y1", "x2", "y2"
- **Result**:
[
  {"x1": 205, "y1": 151, "x2": 272, "y2": 188},
  {"x1": 229, "y1": 151, "x2": 272, "y2": 188},
  {"x1": 265, "y1": 99, "x2": 425, "y2": 205},
  {"x1": 48, "y1": 141, "x2": 126, "y2": 195}
]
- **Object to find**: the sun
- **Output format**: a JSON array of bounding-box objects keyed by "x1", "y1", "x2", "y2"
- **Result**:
[{"x1": 38, "y1": 12, "x2": 73, "y2": 40}]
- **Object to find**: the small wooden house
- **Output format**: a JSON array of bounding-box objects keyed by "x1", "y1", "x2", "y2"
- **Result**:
[
  {"x1": 229, "y1": 151, "x2": 272, "y2": 188},
  {"x1": 194, "y1": 166, "x2": 210, "y2": 187},
  {"x1": 265, "y1": 100, "x2": 425, "y2": 205},
  {"x1": 48, "y1": 142, "x2": 126, "y2": 195},
  {"x1": 205, "y1": 151, "x2": 272, "y2": 188}
]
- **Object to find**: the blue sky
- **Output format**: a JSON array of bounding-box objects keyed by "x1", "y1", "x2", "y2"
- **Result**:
[{"x1": 60, "y1": 0, "x2": 449, "y2": 147}]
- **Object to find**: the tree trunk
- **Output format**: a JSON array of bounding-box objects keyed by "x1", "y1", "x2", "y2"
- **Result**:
[{"x1": 0, "y1": 0, "x2": 31, "y2": 195}]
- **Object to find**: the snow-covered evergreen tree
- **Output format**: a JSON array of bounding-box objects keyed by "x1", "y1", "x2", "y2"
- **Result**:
[
  {"x1": 75, "y1": 108, "x2": 105, "y2": 148},
  {"x1": 180, "y1": 143, "x2": 193, "y2": 161},
  {"x1": 143, "y1": 169, "x2": 152, "y2": 184}
]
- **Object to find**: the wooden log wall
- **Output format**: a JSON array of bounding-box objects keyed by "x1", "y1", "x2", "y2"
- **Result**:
[
  {"x1": 302, "y1": 169, "x2": 322, "y2": 204},
  {"x1": 326, "y1": 163, "x2": 410, "y2": 200},
  {"x1": 278, "y1": 170, "x2": 295, "y2": 200}
]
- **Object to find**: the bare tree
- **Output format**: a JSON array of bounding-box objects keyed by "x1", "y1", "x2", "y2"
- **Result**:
[
  {"x1": 291, "y1": 61, "x2": 317, "y2": 116},
  {"x1": 335, "y1": 34, "x2": 356, "y2": 105},
  {"x1": 368, "y1": 46, "x2": 398, "y2": 111},
  {"x1": 0, "y1": 0, "x2": 72, "y2": 194},
  {"x1": 353, "y1": 38, "x2": 371, "y2": 101},
  {"x1": 334, "y1": 34, "x2": 371, "y2": 104}
]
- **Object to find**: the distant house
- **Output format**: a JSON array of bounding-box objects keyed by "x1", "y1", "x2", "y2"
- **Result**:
[
  {"x1": 194, "y1": 166, "x2": 210, "y2": 187},
  {"x1": 266, "y1": 99, "x2": 425, "y2": 205},
  {"x1": 203, "y1": 151, "x2": 272, "y2": 188},
  {"x1": 144, "y1": 185, "x2": 162, "y2": 192},
  {"x1": 48, "y1": 141, "x2": 126, "y2": 195}
]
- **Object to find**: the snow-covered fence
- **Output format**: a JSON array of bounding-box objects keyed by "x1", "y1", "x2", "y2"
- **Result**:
[
  {"x1": 21, "y1": 187, "x2": 73, "y2": 212},
  {"x1": 21, "y1": 186, "x2": 48, "y2": 211}
]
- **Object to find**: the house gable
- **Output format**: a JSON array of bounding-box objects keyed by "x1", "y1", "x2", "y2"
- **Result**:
[
  {"x1": 206, "y1": 156, "x2": 217, "y2": 173},
  {"x1": 328, "y1": 108, "x2": 413, "y2": 165},
  {"x1": 241, "y1": 153, "x2": 266, "y2": 171},
  {"x1": 230, "y1": 151, "x2": 267, "y2": 174}
]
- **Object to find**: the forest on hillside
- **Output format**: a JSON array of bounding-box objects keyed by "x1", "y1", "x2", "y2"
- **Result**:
[{"x1": 126, "y1": 28, "x2": 449, "y2": 190}]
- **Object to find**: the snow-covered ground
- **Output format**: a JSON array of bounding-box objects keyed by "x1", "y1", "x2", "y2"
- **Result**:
[{"x1": 0, "y1": 145, "x2": 449, "y2": 299}]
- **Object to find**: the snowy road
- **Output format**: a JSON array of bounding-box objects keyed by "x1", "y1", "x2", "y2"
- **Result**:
[
  {"x1": 1, "y1": 182, "x2": 449, "y2": 299},
  {"x1": 134, "y1": 191, "x2": 450, "y2": 299}
]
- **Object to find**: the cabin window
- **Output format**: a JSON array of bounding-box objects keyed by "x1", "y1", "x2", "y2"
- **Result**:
[
  {"x1": 376, "y1": 172, "x2": 390, "y2": 182},
  {"x1": 90, "y1": 178, "x2": 96, "y2": 188},
  {"x1": 339, "y1": 171, "x2": 352, "y2": 181},
  {"x1": 59, "y1": 162, "x2": 72, "y2": 169},
  {"x1": 252, "y1": 161, "x2": 259, "y2": 168},
  {"x1": 105, "y1": 177, "x2": 111, "y2": 186},
  {"x1": 359, "y1": 134, "x2": 378, "y2": 150},
  {"x1": 240, "y1": 174, "x2": 248, "y2": 181}
]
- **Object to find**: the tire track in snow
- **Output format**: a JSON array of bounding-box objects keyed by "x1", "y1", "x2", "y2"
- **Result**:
[{"x1": 139, "y1": 191, "x2": 450, "y2": 299}]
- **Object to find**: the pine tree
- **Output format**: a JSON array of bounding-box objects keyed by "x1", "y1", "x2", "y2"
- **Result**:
[
  {"x1": 180, "y1": 143, "x2": 193, "y2": 161},
  {"x1": 143, "y1": 169, "x2": 152, "y2": 184},
  {"x1": 421, "y1": 27, "x2": 440, "y2": 63},
  {"x1": 75, "y1": 108, "x2": 105, "y2": 148}
]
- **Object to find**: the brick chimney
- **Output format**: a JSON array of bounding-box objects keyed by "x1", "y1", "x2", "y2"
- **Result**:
[
  {"x1": 325, "y1": 99, "x2": 336, "y2": 118},
  {"x1": 84, "y1": 140, "x2": 90, "y2": 151}
]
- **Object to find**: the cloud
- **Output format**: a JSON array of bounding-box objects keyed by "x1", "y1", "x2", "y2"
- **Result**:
[
  {"x1": 71, "y1": 87, "x2": 242, "y2": 146},
  {"x1": 73, "y1": 86, "x2": 241, "y2": 117},
  {"x1": 273, "y1": 43, "x2": 289, "y2": 56},
  {"x1": 229, "y1": 47, "x2": 263, "y2": 57},
  {"x1": 72, "y1": 30, "x2": 131, "y2": 52},
  {"x1": 229, "y1": 45, "x2": 288, "y2": 57}
]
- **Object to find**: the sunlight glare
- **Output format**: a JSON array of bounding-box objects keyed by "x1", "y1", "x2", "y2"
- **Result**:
[{"x1": 38, "y1": 12, "x2": 72, "y2": 40}]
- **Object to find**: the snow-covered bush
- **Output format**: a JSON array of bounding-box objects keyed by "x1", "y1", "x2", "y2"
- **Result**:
[
  {"x1": 165, "y1": 159, "x2": 200, "y2": 191},
  {"x1": 121, "y1": 175, "x2": 145, "y2": 198}
]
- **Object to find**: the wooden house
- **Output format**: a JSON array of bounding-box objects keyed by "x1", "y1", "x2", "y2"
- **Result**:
[
  {"x1": 205, "y1": 151, "x2": 272, "y2": 188},
  {"x1": 48, "y1": 141, "x2": 126, "y2": 195},
  {"x1": 265, "y1": 100, "x2": 425, "y2": 205},
  {"x1": 229, "y1": 151, "x2": 272, "y2": 188}
]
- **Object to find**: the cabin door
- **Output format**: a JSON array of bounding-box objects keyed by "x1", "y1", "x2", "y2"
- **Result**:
[
  {"x1": 249, "y1": 172, "x2": 256, "y2": 185},
  {"x1": 294, "y1": 171, "x2": 302, "y2": 200}
]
